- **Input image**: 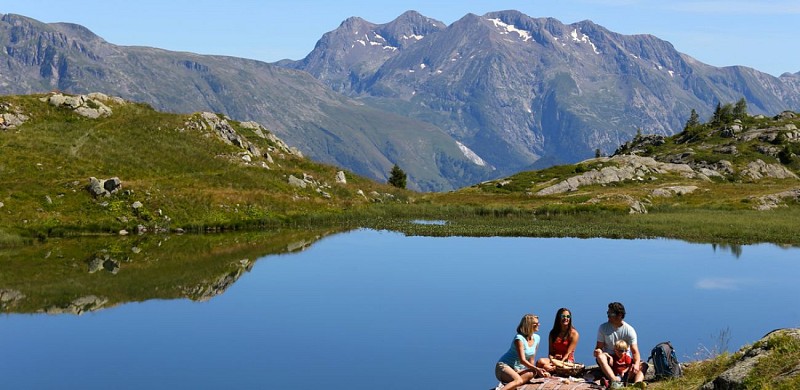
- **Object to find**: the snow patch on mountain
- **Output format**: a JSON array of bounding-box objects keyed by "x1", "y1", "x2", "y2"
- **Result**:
[
  {"x1": 353, "y1": 32, "x2": 397, "y2": 50},
  {"x1": 570, "y1": 29, "x2": 600, "y2": 54},
  {"x1": 487, "y1": 18, "x2": 533, "y2": 42},
  {"x1": 403, "y1": 34, "x2": 424, "y2": 41},
  {"x1": 456, "y1": 141, "x2": 488, "y2": 166}
]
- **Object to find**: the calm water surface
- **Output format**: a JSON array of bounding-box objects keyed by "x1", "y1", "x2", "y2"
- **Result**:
[{"x1": 3, "y1": 229, "x2": 799, "y2": 389}]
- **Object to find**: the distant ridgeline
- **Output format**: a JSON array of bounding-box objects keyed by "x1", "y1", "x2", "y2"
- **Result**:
[{"x1": 2, "y1": 12, "x2": 800, "y2": 191}]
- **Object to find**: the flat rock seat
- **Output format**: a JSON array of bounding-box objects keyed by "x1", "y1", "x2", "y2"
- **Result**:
[{"x1": 520, "y1": 377, "x2": 604, "y2": 389}]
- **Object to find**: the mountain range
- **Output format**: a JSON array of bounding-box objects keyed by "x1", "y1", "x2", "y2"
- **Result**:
[{"x1": 2, "y1": 10, "x2": 800, "y2": 191}]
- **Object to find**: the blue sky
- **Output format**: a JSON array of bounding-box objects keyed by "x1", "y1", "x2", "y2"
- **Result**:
[{"x1": 2, "y1": 0, "x2": 798, "y2": 76}]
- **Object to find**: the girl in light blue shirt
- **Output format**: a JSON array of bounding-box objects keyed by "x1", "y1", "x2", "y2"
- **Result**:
[{"x1": 495, "y1": 314, "x2": 550, "y2": 390}]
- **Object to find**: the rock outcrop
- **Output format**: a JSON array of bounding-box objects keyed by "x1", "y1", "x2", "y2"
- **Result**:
[
  {"x1": 42, "y1": 92, "x2": 115, "y2": 118},
  {"x1": 536, "y1": 155, "x2": 697, "y2": 195},
  {"x1": 0, "y1": 102, "x2": 29, "y2": 129},
  {"x1": 87, "y1": 176, "x2": 122, "y2": 197},
  {"x1": 0, "y1": 289, "x2": 26, "y2": 309},
  {"x1": 183, "y1": 113, "x2": 303, "y2": 167},
  {"x1": 701, "y1": 328, "x2": 800, "y2": 389},
  {"x1": 43, "y1": 295, "x2": 110, "y2": 315},
  {"x1": 181, "y1": 259, "x2": 254, "y2": 302},
  {"x1": 749, "y1": 188, "x2": 800, "y2": 210},
  {"x1": 740, "y1": 160, "x2": 799, "y2": 181}
]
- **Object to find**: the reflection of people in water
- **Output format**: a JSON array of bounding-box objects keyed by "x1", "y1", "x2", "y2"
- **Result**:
[
  {"x1": 495, "y1": 314, "x2": 550, "y2": 390},
  {"x1": 537, "y1": 307, "x2": 580, "y2": 373}
]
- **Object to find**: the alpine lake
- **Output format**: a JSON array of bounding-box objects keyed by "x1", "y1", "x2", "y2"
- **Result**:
[{"x1": 2, "y1": 226, "x2": 799, "y2": 389}]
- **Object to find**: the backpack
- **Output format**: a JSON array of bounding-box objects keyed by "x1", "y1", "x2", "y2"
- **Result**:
[{"x1": 649, "y1": 341, "x2": 683, "y2": 379}]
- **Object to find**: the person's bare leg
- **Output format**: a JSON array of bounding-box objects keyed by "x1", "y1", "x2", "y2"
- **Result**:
[
  {"x1": 499, "y1": 365, "x2": 524, "y2": 390},
  {"x1": 595, "y1": 352, "x2": 616, "y2": 382}
]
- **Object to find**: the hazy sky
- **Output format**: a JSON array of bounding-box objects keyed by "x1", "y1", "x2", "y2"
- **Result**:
[{"x1": 2, "y1": 0, "x2": 798, "y2": 76}]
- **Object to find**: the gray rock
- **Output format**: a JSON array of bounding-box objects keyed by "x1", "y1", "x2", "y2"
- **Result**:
[
  {"x1": 750, "y1": 189, "x2": 800, "y2": 210},
  {"x1": 88, "y1": 177, "x2": 107, "y2": 197},
  {"x1": 651, "y1": 186, "x2": 699, "y2": 197},
  {"x1": 44, "y1": 295, "x2": 109, "y2": 315},
  {"x1": 131, "y1": 201, "x2": 143, "y2": 209},
  {"x1": 247, "y1": 144, "x2": 261, "y2": 157},
  {"x1": 741, "y1": 160, "x2": 799, "y2": 181},
  {"x1": 88, "y1": 177, "x2": 123, "y2": 197},
  {"x1": 288, "y1": 175, "x2": 307, "y2": 188},
  {"x1": 47, "y1": 93, "x2": 112, "y2": 118},
  {"x1": 536, "y1": 155, "x2": 697, "y2": 195},
  {"x1": 0, "y1": 201, "x2": 4, "y2": 208},
  {"x1": 629, "y1": 200, "x2": 648, "y2": 214},
  {"x1": 0, "y1": 289, "x2": 25, "y2": 308},
  {"x1": 335, "y1": 171, "x2": 347, "y2": 184},
  {"x1": 754, "y1": 145, "x2": 780, "y2": 157},
  {"x1": 88, "y1": 258, "x2": 105, "y2": 273},
  {"x1": 0, "y1": 112, "x2": 29, "y2": 129},
  {"x1": 714, "y1": 145, "x2": 738, "y2": 154},
  {"x1": 103, "y1": 177, "x2": 122, "y2": 193}
]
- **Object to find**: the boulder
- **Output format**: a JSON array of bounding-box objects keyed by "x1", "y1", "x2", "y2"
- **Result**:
[
  {"x1": 714, "y1": 145, "x2": 738, "y2": 155},
  {"x1": 651, "y1": 186, "x2": 699, "y2": 197},
  {"x1": 103, "y1": 177, "x2": 122, "y2": 193},
  {"x1": 47, "y1": 93, "x2": 112, "y2": 118},
  {"x1": 335, "y1": 171, "x2": 347, "y2": 184},
  {"x1": 0, "y1": 112, "x2": 29, "y2": 129},
  {"x1": 288, "y1": 175, "x2": 307, "y2": 188},
  {"x1": 741, "y1": 160, "x2": 799, "y2": 181},
  {"x1": 87, "y1": 177, "x2": 123, "y2": 197}
]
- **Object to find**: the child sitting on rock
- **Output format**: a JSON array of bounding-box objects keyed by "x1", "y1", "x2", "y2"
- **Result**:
[{"x1": 609, "y1": 340, "x2": 646, "y2": 388}]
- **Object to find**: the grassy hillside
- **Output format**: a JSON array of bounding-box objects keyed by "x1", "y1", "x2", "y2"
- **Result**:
[
  {"x1": 400, "y1": 105, "x2": 800, "y2": 244},
  {"x1": 0, "y1": 93, "x2": 409, "y2": 245},
  {"x1": 3, "y1": 93, "x2": 800, "y2": 246}
]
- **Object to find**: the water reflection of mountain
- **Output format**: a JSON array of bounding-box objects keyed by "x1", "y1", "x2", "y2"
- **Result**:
[{"x1": 0, "y1": 228, "x2": 342, "y2": 314}]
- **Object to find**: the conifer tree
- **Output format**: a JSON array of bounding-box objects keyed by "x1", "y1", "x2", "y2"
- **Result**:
[
  {"x1": 733, "y1": 98, "x2": 748, "y2": 120},
  {"x1": 711, "y1": 102, "x2": 722, "y2": 125},
  {"x1": 388, "y1": 164, "x2": 407, "y2": 189},
  {"x1": 685, "y1": 108, "x2": 700, "y2": 130}
]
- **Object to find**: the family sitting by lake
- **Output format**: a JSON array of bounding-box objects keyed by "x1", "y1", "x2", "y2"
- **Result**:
[{"x1": 495, "y1": 302, "x2": 647, "y2": 390}]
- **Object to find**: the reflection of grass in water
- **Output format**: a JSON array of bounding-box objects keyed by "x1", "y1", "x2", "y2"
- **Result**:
[
  {"x1": 0, "y1": 228, "x2": 343, "y2": 314},
  {"x1": 353, "y1": 204, "x2": 800, "y2": 245}
]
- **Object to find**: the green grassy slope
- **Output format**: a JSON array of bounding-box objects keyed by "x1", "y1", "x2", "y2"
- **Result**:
[{"x1": 0, "y1": 93, "x2": 408, "y2": 244}]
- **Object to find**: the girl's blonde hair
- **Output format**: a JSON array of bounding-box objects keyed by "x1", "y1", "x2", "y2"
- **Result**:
[
  {"x1": 614, "y1": 339, "x2": 629, "y2": 351},
  {"x1": 516, "y1": 314, "x2": 539, "y2": 337}
]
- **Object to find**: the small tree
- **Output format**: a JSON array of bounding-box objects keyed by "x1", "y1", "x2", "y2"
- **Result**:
[
  {"x1": 711, "y1": 102, "x2": 722, "y2": 125},
  {"x1": 733, "y1": 98, "x2": 748, "y2": 120},
  {"x1": 388, "y1": 164, "x2": 407, "y2": 189},
  {"x1": 685, "y1": 108, "x2": 700, "y2": 130}
]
